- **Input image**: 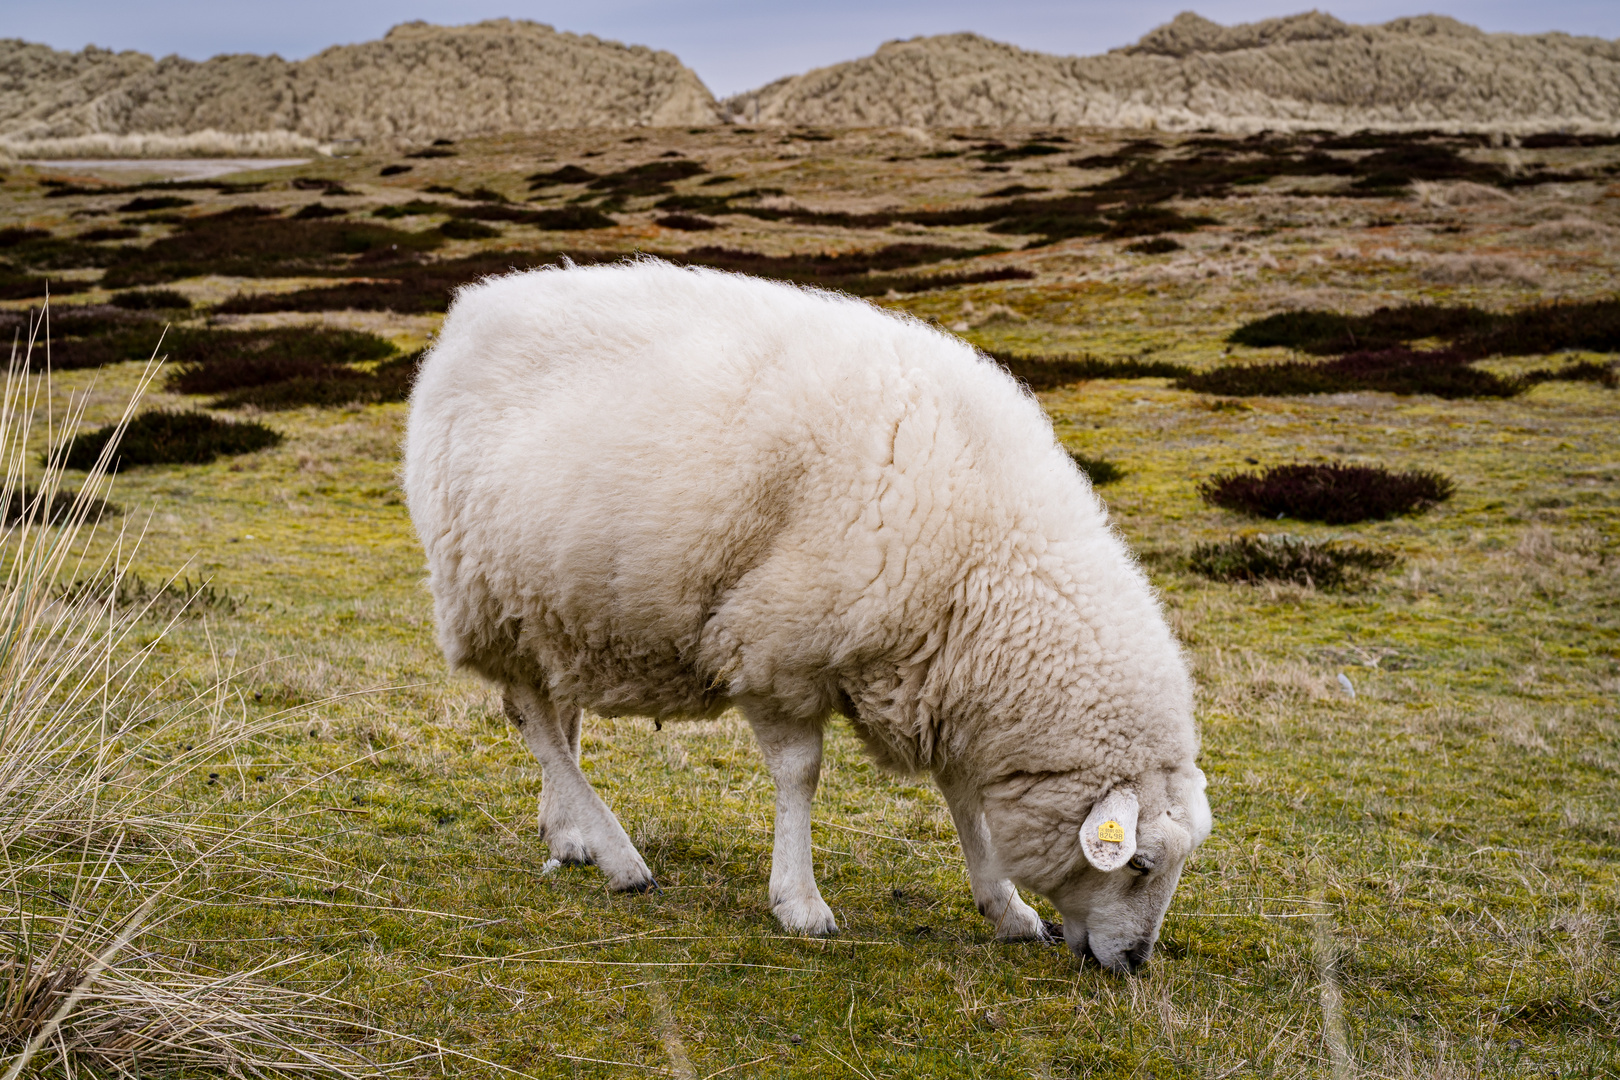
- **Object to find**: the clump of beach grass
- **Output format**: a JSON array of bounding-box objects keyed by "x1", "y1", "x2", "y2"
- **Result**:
[{"x1": 0, "y1": 316, "x2": 389, "y2": 1078}]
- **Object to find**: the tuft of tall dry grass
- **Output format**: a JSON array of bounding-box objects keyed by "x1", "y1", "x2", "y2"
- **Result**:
[{"x1": 0, "y1": 314, "x2": 384, "y2": 1078}]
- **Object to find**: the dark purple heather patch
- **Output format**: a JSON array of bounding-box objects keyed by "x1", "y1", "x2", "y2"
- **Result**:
[{"x1": 1199, "y1": 462, "x2": 1454, "y2": 524}]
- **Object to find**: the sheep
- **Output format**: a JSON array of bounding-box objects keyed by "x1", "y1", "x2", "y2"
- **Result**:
[{"x1": 403, "y1": 259, "x2": 1212, "y2": 973}]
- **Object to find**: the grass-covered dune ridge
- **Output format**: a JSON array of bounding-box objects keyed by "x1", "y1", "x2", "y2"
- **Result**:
[{"x1": 722, "y1": 12, "x2": 1620, "y2": 132}]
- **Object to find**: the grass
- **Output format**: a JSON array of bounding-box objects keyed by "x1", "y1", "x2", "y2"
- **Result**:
[
  {"x1": 1199, "y1": 462, "x2": 1456, "y2": 524},
  {"x1": 5, "y1": 128, "x2": 1618, "y2": 1077},
  {"x1": 1188, "y1": 534, "x2": 1399, "y2": 589},
  {"x1": 0, "y1": 350, "x2": 388, "y2": 1077}
]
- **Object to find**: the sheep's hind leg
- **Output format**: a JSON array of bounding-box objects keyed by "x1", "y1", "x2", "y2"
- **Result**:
[
  {"x1": 505, "y1": 685, "x2": 654, "y2": 892},
  {"x1": 744, "y1": 705, "x2": 837, "y2": 936},
  {"x1": 505, "y1": 696, "x2": 590, "y2": 865},
  {"x1": 935, "y1": 769, "x2": 1048, "y2": 942}
]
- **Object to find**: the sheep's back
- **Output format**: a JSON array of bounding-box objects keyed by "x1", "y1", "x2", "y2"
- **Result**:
[{"x1": 403, "y1": 260, "x2": 1109, "y2": 723}]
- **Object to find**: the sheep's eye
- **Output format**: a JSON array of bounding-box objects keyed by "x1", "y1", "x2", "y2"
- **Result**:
[{"x1": 1128, "y1": 855, "x2": 1153, "y2": 873}]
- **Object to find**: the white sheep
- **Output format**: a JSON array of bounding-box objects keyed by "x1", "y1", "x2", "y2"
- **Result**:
[{"x1": 403, "y1": 259, "x2": 1211, "y2": 972}]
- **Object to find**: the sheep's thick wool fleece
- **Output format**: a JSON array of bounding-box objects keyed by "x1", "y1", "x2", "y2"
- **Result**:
[{"x1": 405, "y1": 261, "x2": 1194, "y2": 797}]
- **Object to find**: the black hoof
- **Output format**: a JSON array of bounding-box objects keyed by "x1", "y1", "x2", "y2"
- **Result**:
[
  {"x1": 613, "y1": 877, "x2": 660, "y2": 894},
  {"x1": 556, "y1": 854, "x2": 594, "y2": 867},
  {"x1": 1040, "y1": 919, "x2": 1064, "y2": 944}
]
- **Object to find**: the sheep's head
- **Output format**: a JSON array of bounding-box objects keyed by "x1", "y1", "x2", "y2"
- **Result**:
[{"x1": 983, "y1": 764, "x2": 1211, "y2": 974}]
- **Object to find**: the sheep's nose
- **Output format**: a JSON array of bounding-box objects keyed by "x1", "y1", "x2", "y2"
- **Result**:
[{"x1": 1123, "y1": 940, "x2": 1152, "y2": 973}]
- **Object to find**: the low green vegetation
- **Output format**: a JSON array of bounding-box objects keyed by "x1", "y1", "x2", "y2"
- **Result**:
[
  {"x1": 3, "y1": 126, "x2": 1617, "y2": 1077},
  {"x1": 1188, "y1": 534, "x2": 1399, "y2": 589}
]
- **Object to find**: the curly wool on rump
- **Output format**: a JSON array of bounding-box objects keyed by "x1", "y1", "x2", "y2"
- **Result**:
[{"x1": 403, "y1": 259, "x2": 1205, "y2": 966}]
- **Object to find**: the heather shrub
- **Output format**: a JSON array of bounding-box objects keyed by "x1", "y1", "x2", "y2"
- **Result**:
[
  {"x1": 292, "y1": 202, "x2": 346, "y2": 220},
  {"x1": 1068, "y1": 452, "x2": 1124, "y2": 485},
  {"x1": 1199, "y1": 462, "x2": 1454, "y2": 524},
  {"x1": 1126, "y1": 237, "x2": 1183, "y2": 254},
  {"x1": 527, "y1": 164, "x2": 599, "y2": 187},
  {"x1": 1102, "y1": 206, "x2": 1216, "y2": 239},
  {"x1": 978, "y1": 142, "x2": 1065, "y2": 163},
  {"x1": 0, "y1": 274, "x2": 92, "y2": 301},
  {"x1": 438, "y1": 219, "x2": 499, "y2": 240},
  {"x1": 585, "y1": 159, "x2": 707, "y2": 197},
  {"x1": 110, "y1": 289, "x2": 191, "y2": 311},
  {"x1": 164, "y1": 327, "x2": 397, "y2": 395},
  {"x1": 216, "y1": 250, "x2": 605, "y2": 315},
  {"x1": 100, "y1": 214, "x2": 442, "y2": 287},
  {"x1": 1522, "y1": 360, "x2": 1619, "y2": 388},
  {"x1": 209, "y1": 350, "x2": 423, "y2": 410},
  {"x1": 0, "y1": 307, "x2": 162, "y2": 369},
  {"x1": 1189, "y1": 534, "x2": 1398, "y2": 589},
  {"x1": 58, "y1": 411, "x2": 282, "y2": 471},
  {"x1": 1178, "y1": 347, "x2": 1524, "y2": 399},
  {"x1": 0, "y1": 227, "x2": 51, "y2": 247},
  {"x1": 0, "y1": 486, "x2": 119, "y2": 527},
  {"x1": 655, "y1": 213, "x2": 719, "y2": 231},
  {"x1": 118, "y1": 195, "x2": 193, "y2": 213},
  {"x1": 79, "y1": 227, "x2": 139, "y2": 241},
  {"x1": 988, "y1": 351, "x2": 1190, "y2": 391},
  {"x1": 524, "y1": 206, "x2": 617, "y2": 230},
  {"x1": 1229, "y1": 298, "x2": 1620, "y2": 359},
  {"x1": 873, "y1": 266, "x2": 1034, "y2": 294},
  {"x1": 214, "y1": 245, "x2": 1012, "y2": 314}
]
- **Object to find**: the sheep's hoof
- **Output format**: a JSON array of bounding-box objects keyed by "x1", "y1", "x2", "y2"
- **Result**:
[
  {"x1": 1039, "y1": 919, "x2": 1065, "y2": 944},
  {"x1": 772, "y1": 895, "x2": 838, "y2": 937},
  {"x1": 611, "y1": 875, "x2": 659, "y2": 894},
  {"x1": 539, "y1": 826, "x2": 593, "y2": 866},
  {"x1": 991, "y1": 899, "x2": 1049, "y2": 942}
]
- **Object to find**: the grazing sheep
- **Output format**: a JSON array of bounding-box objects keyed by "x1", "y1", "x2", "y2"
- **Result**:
[{"x1": 403, "y1": 259, "x2": 1211, "y2": 973}]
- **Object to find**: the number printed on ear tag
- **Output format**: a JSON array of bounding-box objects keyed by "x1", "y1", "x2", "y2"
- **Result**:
[{"x1": 1097, "y1": 820, "x2": 1125, "y2": 843}]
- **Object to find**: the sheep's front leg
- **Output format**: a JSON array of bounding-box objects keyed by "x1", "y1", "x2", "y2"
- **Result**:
[
  {"x1": 935, "y1": 769, "x2": 1048, "y2": 941},
  {"x1": 505, "y1": 685, "x2": 654, "y2": 892},
  {"x1": 745, "y1": 707, "x2": 837, "y2": 936}
]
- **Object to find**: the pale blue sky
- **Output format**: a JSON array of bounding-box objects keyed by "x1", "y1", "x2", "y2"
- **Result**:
[{"x1": 13, "y1": 1, "x2": 1619, "y2": 98}]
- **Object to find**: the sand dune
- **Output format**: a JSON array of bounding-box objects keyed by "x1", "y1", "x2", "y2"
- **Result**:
[
  {"x1": 722, "y1": 13, "x2": 1620, "y2": 133},
  {"x1": 0, "y1": 19, "x2": 719, "y2": 151},
  {"x1": 3, "y1": 11, "x2": 1617, "y2": 155}
]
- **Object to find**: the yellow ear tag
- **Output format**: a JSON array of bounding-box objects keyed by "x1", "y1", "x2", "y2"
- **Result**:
[{"x1": 1097, "y1": 820, "x2": 1125, "y2": 843}]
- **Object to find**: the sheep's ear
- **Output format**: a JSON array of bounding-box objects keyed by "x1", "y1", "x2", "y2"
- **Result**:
[{"x1": 1080, "y1": 786, "x2": 1139, "y2": 872}]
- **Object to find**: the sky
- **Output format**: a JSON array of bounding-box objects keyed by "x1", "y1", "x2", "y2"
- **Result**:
[{"x1": 12, "y1": 0, "x2": 1620, "y2": 99}]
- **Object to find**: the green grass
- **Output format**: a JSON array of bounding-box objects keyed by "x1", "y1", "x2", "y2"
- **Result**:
[
  {"x1": 7, "y1": 130, "x2": 1618, "y2": 1077},
  {"x1": 35, "y1": 350, "x2": 1615, "y2": 1078}
]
